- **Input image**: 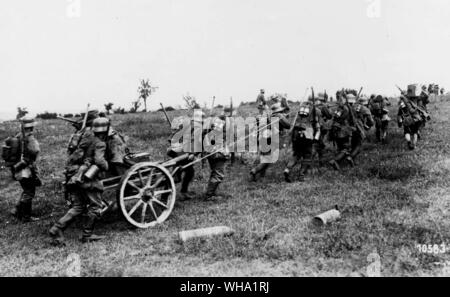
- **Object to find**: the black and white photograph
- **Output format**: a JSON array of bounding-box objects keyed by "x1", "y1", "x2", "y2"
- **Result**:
[{"x1": 1, "y1": 0, "x2": 450, "y2": 281}]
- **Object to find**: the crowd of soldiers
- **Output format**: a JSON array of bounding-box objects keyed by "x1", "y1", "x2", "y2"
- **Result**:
[{"x1": 0, "y1": 83, "x2": 435, "y2": 245}]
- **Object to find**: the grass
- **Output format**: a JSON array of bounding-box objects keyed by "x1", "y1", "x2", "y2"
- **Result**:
[{"x1": 0, "y1": 96, "x2": 450, "y2": 276}]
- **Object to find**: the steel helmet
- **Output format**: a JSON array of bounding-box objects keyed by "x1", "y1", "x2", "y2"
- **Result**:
[
  {"x1": 347, "y1": 94, "x2": 357, "y2": 104},
  {"x1": 271, "y1": 102, "x2": 285, "y2": 114},
  {"x1": 92, "y1": 117, "x2": 110, "y2": 133},
  {"x1": 21, "y1": 116, "x2": 36, "y2": 128}
]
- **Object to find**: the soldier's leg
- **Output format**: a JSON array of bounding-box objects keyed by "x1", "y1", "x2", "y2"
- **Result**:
[
  {"x1": 283, "y1": 153, "x2": 300, "y2": 183},
  {"x1": 381, "y1": 120, "x2": 389, "y2": 144},
  {"x1": 180, "y1": 166, "x2": 195, "y2": 200},
  {"x1": 205, "y1": 158, "x2": 226, "y2": 199},
  {"x1": 375, "y1": 119, "x2": 381, "y2": 141},
  {"x1": 81, "y1": 189, "x2": 104, "y2": 242},
  {"x1": 16, "y1": 178, "x2": 37, "y2": 222},
  {"x1": 329, "y1": 137, "x2": 349, "y2": 171},
  {"x1": 250, "y1": 162, "x2": 270, "y2": 181},
  {"x1": 349, "y1": 133, "x2": 363, "y2": 165},
  {"x1": 49, "y1": 189, "x2": 85, "y2": 244}
]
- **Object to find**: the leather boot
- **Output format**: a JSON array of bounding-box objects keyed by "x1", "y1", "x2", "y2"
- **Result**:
[
  {"x1": 49, "y1": 225, "x2": 65, "y2": 246},
  {"x1": 21, "y1": 201, "x2": 39, "y2": 223},
  {"x1": 10, "y1": 202, "x2": 23, "y2": 219},
  {"x1": 204, "y1": 182, "x2": 221, "y2": 201},
  {"x1": 81, "y1": 215, "x2": 104, "y2": 243},
  {"x1": 283, "y1": 169, "x2": 292, "y2": 183},
  {"x1": 250, "y1": 170, "x2": 257, "y2": 182}
]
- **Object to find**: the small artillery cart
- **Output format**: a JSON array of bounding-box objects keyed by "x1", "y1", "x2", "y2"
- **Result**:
[{"x1": 99, "y1": 152, "x2": 190, "y2": 229}]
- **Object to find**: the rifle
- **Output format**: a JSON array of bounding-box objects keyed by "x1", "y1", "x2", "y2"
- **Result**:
[
  {"x1": 310, "y1": 87, "x2": 320, "y2": 175},
  {"x1": 229, "y1": 97, "x2": 235, "y2": 164},
  {"x1": 57, "y1": 116, "x2": 82, "y2": 131},
  {"x1": 211, "y1": 96, "x2": 216, "y2": 116},
  {"x1": 396, "y1": 85, "x2": 406, "y2": 96},
  {"x1": 395, "y1": 85, "x2": 430, "y2": 119},
  {"x1": 160, "y1": 103, "x2": 172, "y2": 127}
]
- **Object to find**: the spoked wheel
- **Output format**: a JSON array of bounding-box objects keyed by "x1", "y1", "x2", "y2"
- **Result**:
[{"x1": 117, "y1": 162, "x2": 176, "y2": 228}]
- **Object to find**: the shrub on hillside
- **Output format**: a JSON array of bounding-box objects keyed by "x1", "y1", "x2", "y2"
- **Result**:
[{"x1": 37, "y1": 112, "x2": 58, "y2": 120}]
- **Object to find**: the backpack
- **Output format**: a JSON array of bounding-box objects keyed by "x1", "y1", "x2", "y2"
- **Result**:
[{"x1": 2, "y1": 136, "x2": 21, "y2": 166}]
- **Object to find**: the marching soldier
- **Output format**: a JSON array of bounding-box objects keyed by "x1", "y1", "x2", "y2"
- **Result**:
[
  {"x1": 203, "y1": 115, "x2": 229, "y2": 200},
  {"x1": 166, "y1": 115, "x2": 198, "y2": 201},
  {"x1": 7, "y1": 116, "x2": 41, "y2": 222},
  {"x1": 347, "y1": 95, "x2": 374, "y2": 166},
  {"x1": 283, "y1": 102, "x2": 321, "y2": 182},
  {"x1": 328, "y1": 98, "x2": 353, "y2": 171},
  {"x1": 63, "y1": 110, "x2": 99, "y2": 206},
  {"x1": 369, "y1": 95, "x2": 391, "y2": 144},
  {"x1": 249, "y1": 112, "x2": 281, "y2": 182},
  {"x1": 105, "y1": 127, "x2": 129, "y2": 176},
  {"x1": 49, "y1": 117, "x2": 110, "y2": 245},
  {"x1": 397, "y1": 95, "x2": 422, "y2": 150},
  {"x1": 256, "y1": 89, "x2": 269, "y2": 115},
  {"x1": 311, "y1": 93, "x2": 332, "y2": 160}
]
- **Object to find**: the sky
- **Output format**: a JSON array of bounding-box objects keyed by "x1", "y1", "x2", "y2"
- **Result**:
[{"x1": 1, "y1": 0, "x2": 450, "y2": 120}]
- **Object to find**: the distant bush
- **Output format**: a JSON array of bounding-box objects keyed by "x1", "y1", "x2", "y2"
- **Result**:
[
  {"x1": 37, "y1": 112, "x2": 58, "y2": 120},
  {"x1": 63, "y1": 113, "x2": 74, "y2": 118},
  {"x1": 157, "y1": 106, "x2": 175, "y2": 112},
  {"x1": 217, "y1": 104, "x2": 223, "y2": 108},
  {"x1": 113, "y1": 107, "x2": 126, "y2": 114}
]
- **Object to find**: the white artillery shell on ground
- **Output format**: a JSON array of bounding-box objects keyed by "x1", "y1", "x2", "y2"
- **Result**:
[
  {"x1": 313, "y1": 209, "x2": 341, "y2": 226},
  {"x1": 179, "y1": 226, "x2": 234, "y2": 242}
]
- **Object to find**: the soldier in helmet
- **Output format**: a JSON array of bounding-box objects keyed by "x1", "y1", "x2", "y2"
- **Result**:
[
  {"x1": 49, "y1": 117, "x2": 110, "y2": 245},
  {"x1": 203, "y1": 114, "x2": 230, "y2": 200},
  {"x1": 310, "y1": 93, "x2": 332, "y2": 160},
  {"x1": 283, "y1": 102, "x2": 321, "y2": 182},
  {"x1": 8, "y1": 116, "x2": 41, "y2": 222},
  {"x1": 369, "y1": 95, "x2": 391, "y2": 144},
  {"x1": 347, "y1": 95, "x2": 374, "y2": 166},
  {"x1": 63, "y1": 110, "x2": 99, "y2": 206},
  {"x1": 256, "y1": 89, "x2": 269, "y2": 115},
  {"x1": 249, "y1": 115, "x2": 280, "y2": 182},
  {"x1": 397, "y1": 94, "x2": 422, "y2": 150},
  {"x1": 166, "y1": 113, "x2": 200, "y2": 201},
  {"x1": 328, "y1": 96, "x2": 353, "y2": 171}
]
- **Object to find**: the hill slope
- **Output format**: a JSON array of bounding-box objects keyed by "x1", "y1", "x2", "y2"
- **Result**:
[{"x1": 0, "y1": 97, "x2": 449, "y2": 276}]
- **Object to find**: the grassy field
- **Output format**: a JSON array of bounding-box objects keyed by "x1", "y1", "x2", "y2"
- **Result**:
[{"x1": 0, "y1": 96, "x2": 449, "y2": 276}]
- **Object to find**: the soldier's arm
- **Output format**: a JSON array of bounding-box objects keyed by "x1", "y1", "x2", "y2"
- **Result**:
[
  {"x1": 94, "y1": 141, "x2": 109, "y2": 171},
  {"x1": 364, "y1": 107, "x2": 375, "y2": 128},
  {"x1": 68, "y1": 133, "x2": 91, "y2": 164}
]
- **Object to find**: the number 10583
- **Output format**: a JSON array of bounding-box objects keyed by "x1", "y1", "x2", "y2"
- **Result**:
[{"x1": 416, "y1": 244, "x2": 447, "y2": 254}]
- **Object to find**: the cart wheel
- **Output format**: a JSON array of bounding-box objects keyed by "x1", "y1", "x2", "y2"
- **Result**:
[{"x1": 117, "y1": 162, "x2": 176, "y2": 228}]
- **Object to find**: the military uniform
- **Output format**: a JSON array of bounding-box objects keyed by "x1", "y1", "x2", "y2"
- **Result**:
[
  {"x1": 50, "y1": 118, "x2": 110, "y2": 244},
  {"x1": 166, "y1": 116, "x2": 197, "y2": 201},
  {"x1": 369, "y1": 95, "x2": 390, "y2": 143},
  {"x1": 398, "y1": 96, "x2": 422, "y2": 150},
  {"x1": 9, "y1": 117, "x2": 41, "y2": 222},
  {"x1": 256, "y1": 89, "x2": 268, "y2": 115},
  {"x1": 106, "y1": 129, "x2": 128, "y2": 176},
  {"x1": 328, "y1": 102, "x2": 353, "y2": 171},
  {"x1": 203, "y1": 116, "x2": 229, "y2": 200},
  {"x1": 348, "y1": 99, "x2": 374, "y2": 164},
  {"x1": 283, "y1": 102, "x2": 321, "y2": 182},
  {"x1": 310, "y1": 93, "x2": 332, "y2": 159},
  {"x1": 249, "y1": 101, "x2": 289, "y2": 181}
]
